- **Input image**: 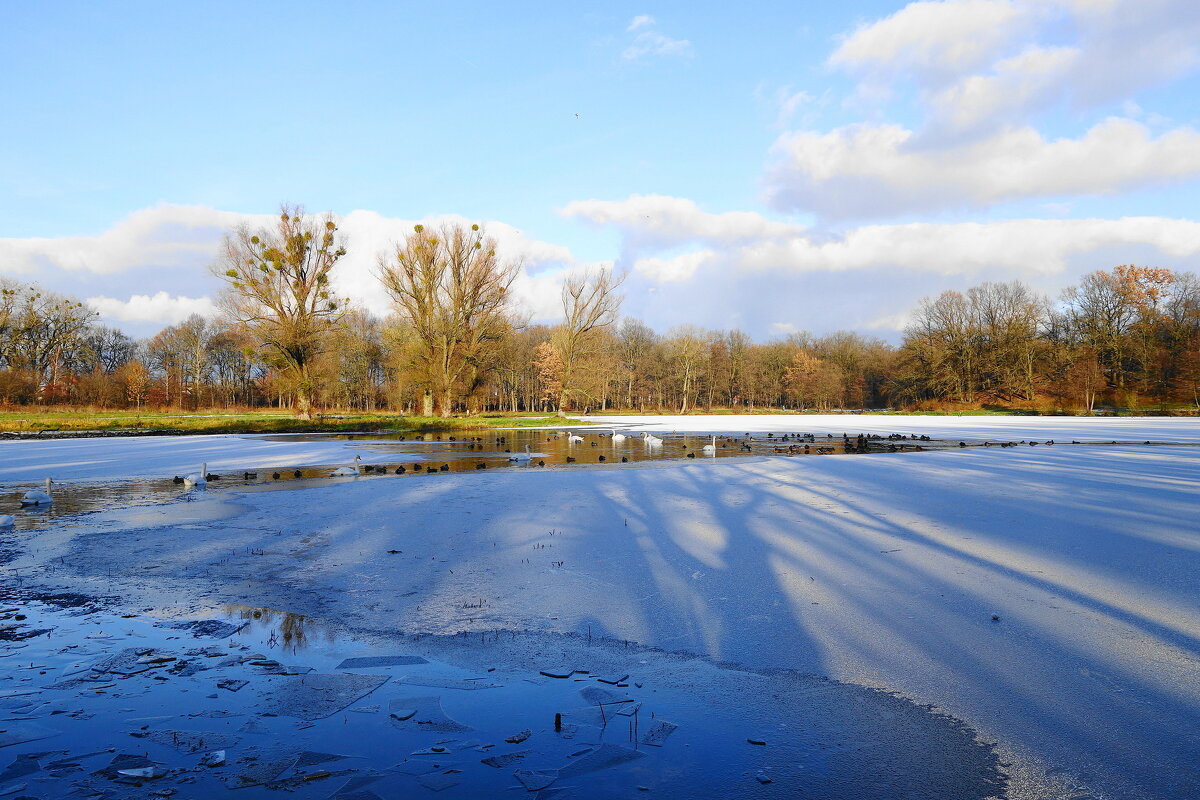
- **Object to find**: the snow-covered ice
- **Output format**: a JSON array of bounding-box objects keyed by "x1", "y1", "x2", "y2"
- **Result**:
[{"x1": 1, "y1": 415, "x2": 1198, "y2": 799}]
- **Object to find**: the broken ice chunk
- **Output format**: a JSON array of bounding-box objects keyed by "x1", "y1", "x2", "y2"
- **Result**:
[
  {"x1": 640, "y1": 720, "x2": 678, "y2": 747},
  {"x1": 480, "y1": 749, "x2": 532, "y2": 769},
  {"x1": 558, "y1": 743, "x2": 645, "y2": 777},
  {"x1": 418, "y1": 771, "x2": 461, "y2": 791},
  {"x1": 335, "y1": 655, "x2": 428, "y2": 669},
  {"x1": 514, "y1": 769, "x2": 559, "y2": 791}
]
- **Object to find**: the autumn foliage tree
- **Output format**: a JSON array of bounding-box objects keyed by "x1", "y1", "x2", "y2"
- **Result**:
[{"x1": 213, "y1": 205, "x2": 347, "y2": 419}]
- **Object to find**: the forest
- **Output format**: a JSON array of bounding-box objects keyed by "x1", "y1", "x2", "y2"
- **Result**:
[{"x1": 3, "y1": 209, "x2": 1199, "y2": 417}]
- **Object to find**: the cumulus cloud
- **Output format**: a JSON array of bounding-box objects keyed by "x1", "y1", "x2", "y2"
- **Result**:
[
  {"x1": 0, "y1": 204, "x2": 263, "y2": 276},
  {"x1": 562, "y1": 194, "x2": 803, "y2": 243},
  {"x1": 621, "y1": 16, "x2": 691, "y2": 61},
  {"x1": 569, "y1": 194, "x2": 1200, "y2": 338},
  {"x1": 766, "y1": 118, "x2": 1200, "y2": 218},
  {"x1": 87, "y1": 292, "x2": 218, "y2": 325},
  {"x1": 3, "y1": 203, "x2": 583, "y2": 331},
  {"x1": 566, "y1": 194, "x2": 1200, "y2": 280},
  {"x1": 633, "y1": 249, "x2": 714, "y2": 282},
  {"x1": 829, "y1": 0, "x2": 1200, "y2": 134},
  {"x1": 830, "y1": 0, "x2": 1033, "y2": 83}
]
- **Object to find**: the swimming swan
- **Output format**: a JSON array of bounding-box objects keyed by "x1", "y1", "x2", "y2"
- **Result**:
[
  {"x1": 508, "y1": 445, "x2": 534, "y2": 463},
  {"x1": 568, "y1": 434, "x2": 584, "y2": 444},
  {"x1": 702, "y1": 435, "x2": 717, "y2": 454},
  {"x1": 183, "y1": 466, "x2": 207, "y2": 488},
  {"x1": 610, "y1": 430, "x2": 627, "y2": 443},
  {"x1": 330, "y1": 455, "x2": 362, "y2": 477},
  {"x1": 21, "y1": 477, "x2": 54, "y2": 506},
  {"x1": 643, "y1": 433, "x2": 663, "y2": 446}
]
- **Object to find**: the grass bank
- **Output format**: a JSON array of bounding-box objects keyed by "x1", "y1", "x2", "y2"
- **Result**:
[{"x1": 0, "y1": 409, "x2": 585, "y2": 435}]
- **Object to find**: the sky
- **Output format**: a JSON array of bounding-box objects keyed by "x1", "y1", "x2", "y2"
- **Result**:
[{"x1": 3, "y1": 0, "x2": 1200, "y2": 341}]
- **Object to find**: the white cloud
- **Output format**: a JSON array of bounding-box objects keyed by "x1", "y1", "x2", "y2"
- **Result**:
[
  {"x1": 562, "y1": 194, "x2": 803, "y2": 243},
  {"x1": 627, "y1": 14, "x2": 655, "y2": 32},
  {"x1": 563, "y1": 194, "x2": 1200, "y2": 280},
  {"x1": 87, "y1": 292, "x2": 217, "y2": 325},
  {"x1": 766, "y1": 118, "x2": 1200, "y2": 218},
  {"x1": 0, "y1": 204, "x2": 264, "y2": 276},
  {"x1": 926, "y1": 44, "x2": 1080, "y2": 133},
  {"x1": 830, "y1": 0, "x2": 1032, "y2": 83},
  {"x1": 829, "y1": 0, "x2": 1200, "y2": 133},
  {"x1": 3, "y1": 204, "x2": 582, "y2": 330},
  {"x1": 621, "y1": 16, "x2": 691, "y2": 61},
  {"x1": 633, "y1": 249, "x2": 714, "y2": 282},
  {"x1": 734, "y1": 216, "x2": 1200, "y2": 277}
]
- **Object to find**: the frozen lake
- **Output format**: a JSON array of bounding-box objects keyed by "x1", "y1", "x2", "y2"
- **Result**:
[{"x1": 1, "y1": 415, "x2": 1198, "y2": 799}]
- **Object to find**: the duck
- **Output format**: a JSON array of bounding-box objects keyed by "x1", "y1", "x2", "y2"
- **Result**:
[
  {"x1": 395, "y1": 466, "x2": 406, "y2": 474},
  {"x1": 242, "y1": 471, "x2": 257, "y2": 480},
  {"x1": 610, "y1": 429, "x2": 627, "y2": 443},
  {"x1": 702, "y1": 435, "x2": 717, "y2": 454},
  {"x1": 183, "y1": 465, "x2": 207, "y2": 488},
  {"x1": 21, "y1": 477, "x2": 55, "y2": 506},
  {"x1": 568, "y1": 434, "x2": 584, "y2": 444},
  {"x1": 330, "y1": 455, "x2": 362, "y2": 477},
  {"x1": 272, "y1": 471, "x2": 282, "y2": 480},
  {"x1": 508, "y1": 445, "x2": 534, "y2": 463}
]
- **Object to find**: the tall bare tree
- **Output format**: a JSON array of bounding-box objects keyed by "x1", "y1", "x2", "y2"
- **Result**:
[
  {"x1": 552, "y1": 265, "x2": 625, "y2": 413},
  {"x1": 213, "y1": 205, "x2": 347, "y2": 419},
  {"x1": 378, "y1": 223, "x2": 519, "y2": 417}
]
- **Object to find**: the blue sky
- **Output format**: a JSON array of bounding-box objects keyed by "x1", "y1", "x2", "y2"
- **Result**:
[{"x1": 4, "y1": 1, "x2": 1200, "y2": 340}]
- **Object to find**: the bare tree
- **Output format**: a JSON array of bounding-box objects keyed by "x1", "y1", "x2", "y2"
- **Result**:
[
  {"x1": 379, "y1": 223, "x2": 519, "y2": 417},
  {"x1": 551, "y1": 265, "x2": 625, "y2": 413},
  {"x1": 213, "y1": 205, "x2": 347, "y2": 419}
]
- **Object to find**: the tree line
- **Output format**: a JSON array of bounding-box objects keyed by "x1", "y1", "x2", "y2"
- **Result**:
[{"x1": 3, "y1": 207, "x2": 1199, "y2": 416}]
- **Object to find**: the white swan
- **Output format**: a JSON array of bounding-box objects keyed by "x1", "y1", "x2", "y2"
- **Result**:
[
  {"x1": 702, "y1": 435, "x2": 717, "y2": 454},
  {"x1": 568, "y1": 434, "x2": 583, "y2": 444},
  {"x1": 183, "y1": 464, "x2": 207, "y2": 488},
  {"x1": 0, "y1": 515, "x2": 14, "y2": 528},
  {"x1": 21, "y1": 477, "x2": 54, "y2": 506},
  {"x1": 330, "y1": 455, "x2": 362, "y2": 477},
  {"x1": 643, "y1": 433, "x2": 662, "y2": 447},
  {"x1": 508, "y1": 445, "x2": 534, "y2": 463},
  {"x1": 610, "y1": 429, "x2": 626, "y2": 443}
]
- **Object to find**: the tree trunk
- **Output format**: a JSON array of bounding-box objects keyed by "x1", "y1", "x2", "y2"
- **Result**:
[{"x1": 422, "y1": 389, "x2": 434, "y2": 417}]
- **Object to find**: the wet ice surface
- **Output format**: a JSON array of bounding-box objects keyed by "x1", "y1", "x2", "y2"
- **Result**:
[
  {"x1": 0, "y1": 600, "x2": 1005, "y2": 799},
  {"x1": 2, "y1": 417, "x2": 1200, "y2": 799}
]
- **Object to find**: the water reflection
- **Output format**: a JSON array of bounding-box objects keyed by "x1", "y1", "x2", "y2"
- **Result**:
[
  {"x1": 224, "y1": 604, "x2": 320, "y2": 652},
  {"x1": 0, "y1": 429, "x2": 1013, "y2": 530}
]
